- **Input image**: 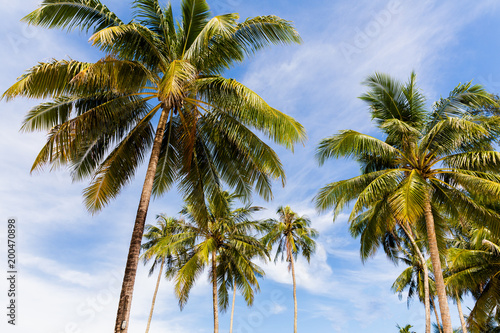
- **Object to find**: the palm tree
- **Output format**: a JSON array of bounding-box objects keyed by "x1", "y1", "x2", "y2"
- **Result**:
[
  {"x1": 447, "y1": 225, "x2": 500, "y2": 332},
  {"x1": 390, "y1": 237, "x2": 441, "y2": 333},
  {"x1": 397, "y1": 324, "x2": 417, "y2": 333},
  {"x1": 262, "y1": 206, "x2": 318, "y2": 333},
  {"x1": 141, "y1": 215, "x2": 185, "y2": 333},
  {"x1": 2, "y1": 1, "x2": 305, "y2": 331},
  {"x1": 315, "y1": 72, "x2": 500, "y2": 333},
  {"x1": 217, "y1": 240, "x2": 266, "y2": 333},
  {"x1": 173, "y1": 191, "x2": 267, "y2": 333},
  {"x1": 349, "y1": 197, "x2": 435, "y2": 333}
]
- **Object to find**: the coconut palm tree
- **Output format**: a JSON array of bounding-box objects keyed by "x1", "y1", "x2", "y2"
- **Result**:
[
  {"x1": 141, "y1": 215, "x2": 186, "y2": 333},
  {"x1": 391, "y1": 239, "x2": 442, "y2": 333},
  {"x1": 349, "y1": 196, "x2": 436, "y2": 333},
  {"x1": 315, "y1": 72, "x2": 500, "y2": 333},
  {"x1": 397, "y1": 324, "x2": 417, "y2": 333},
  {"x1": 2, "y1": 1, "x2": 305, "y2": 331},
  {"x1": 262, "y1": 206, "x2": 318, "y2": 333},
  {"x1": 173, "y1": 191, "x2": 267, "y2": 333},
  {"x1": 447, "y1": 225, "x2": 500, "y2": 332},
  {"x1": 217, "y1": 240, "x2": 266, "y2": 333}
]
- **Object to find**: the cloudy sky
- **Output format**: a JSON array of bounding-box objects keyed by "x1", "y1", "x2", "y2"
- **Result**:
[{"x1": 1, "y1": 0, "x2": 500, "y2": 332}]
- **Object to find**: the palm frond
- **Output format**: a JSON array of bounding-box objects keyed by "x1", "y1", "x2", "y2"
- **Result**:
[
  {"x1": 316, "y1": 130, "x2": 402, "y2": 165},
  {"x1": 22, "y1": 0, "x2": 123, "y2": 33}
]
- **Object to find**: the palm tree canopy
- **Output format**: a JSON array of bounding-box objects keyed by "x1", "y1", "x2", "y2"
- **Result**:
[
  {"x1": 3, "y1": 0, "x2": 306, "y2": 214},
  {"x1": 172, "y1": 191, "x2": 267, "y2": 309},
  {"x1": 447, "y1": 223, "x2": 500, "y2": 332},
  {"x1": 141, "y1": 214, "x2": 187, "y2": 278},
  {"x1": 397, "y1": 324, "x2": 417, "y2": 333},
  {"x1": 263, "y1": 206, "x2": 318, "y2": 264}
]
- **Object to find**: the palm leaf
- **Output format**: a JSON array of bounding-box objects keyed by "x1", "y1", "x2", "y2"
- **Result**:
[{"x1": 22, "y1": 0, "x2": 123, "y2": 33}]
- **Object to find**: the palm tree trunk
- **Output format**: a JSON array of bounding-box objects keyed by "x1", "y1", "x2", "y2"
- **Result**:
[
  {"x1": 431, "y1": 297, "x2": 443, "y2": 333},
  {"x1": 114, "y1": 108, "x2": 171, "y2": 333},
  {"x1": 456, "y1": 294, "x2": 467, "y2": 333},
  {"x1": 145, "y1": 258, "x2": 164, "y2": 333},
  {"x1": 290, "y1": 254, "x2": 298, "y2": 333},
  {"x1": 424, "y1": 198, "x2": 452, "y2": 333},
  {"x1": 212, "y1": 250, "x2": 219, "y2": 333},
  {"x1": 229, "y1": 285, "x2": 236, "y2": 333},
  {"x1": 400, "y1": 222, "x2": 431, "y2": 333}
]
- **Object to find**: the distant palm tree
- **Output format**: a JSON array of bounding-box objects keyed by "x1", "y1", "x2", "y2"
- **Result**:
[
  {"x1": 390, "y1": 236, "x2": 442, "y2": 333},
  {"x1": 447, "y1": 225, "x2": 500, "y2": 332},
  {"x1": 397, "y1": 324, "x2": 417, "y2": 333},
  {"x1": 174, "y1": 192, "x2": 267, "y2": 333},
  {"x1": 263, "y1": 206, "x2": 318, "y2": 333},
  {"x1": 315, "y1": 72, "x2": 500, "y2": 333},
  {"x1": 217, "y1": 240, "x2": 266, "y2": 333},
  {"x1": 3, "y1": 1, "x2": 305, "y2": 331},
  {"x1": 349, "y1": 196, "x2": 435, "y2": 333},
  {"x1": 141, "y1": 215, "x2": 185, "y2": 333}
]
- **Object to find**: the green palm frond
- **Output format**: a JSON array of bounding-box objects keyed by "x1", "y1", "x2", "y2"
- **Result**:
[
  {"x1": 316, "y1": 130, "x2": 402, "y2": 165},
  {"x1": 349, "y1": 169, "x2": 403, "y2": 220},
  {"x1": 2, "y1": 59, "x2": 92, "y2": 101},
  {"x1": 22, "y1": 0, "x2": 123, "y2": 33},
  {"x1": 234, "y1": 15, "x2": 302, "y2": 53},
  {"x1": 429, "y1": 81, "x2": 498, "y2": 128},
  {"x1": 442, "y1": 151, "x2": 500, "y2": 172},
  {"x1": 133, "y1": 0, "x2": 168, "y2": 37},
  {"x1": 360, "y1": 72, "x2": 427, "y2": 131},
  {"x1": 21, "y1": 96, "x2": 75, "y2": 132},
  {"x1": 180, "y1": 0, "x2": 210, "y2": 55},
  {"x1": 389, "y1": 170, "x2": 429, "y2": 222},
  {"x1": 90, "y1": 23, "x2": 170, "y2": 69},
  {"x1": 315, "y1": 169, "x2": 402, "y2": 216},
  {"x1": 184, "y1": 13, "x2": 239, "y2": 60},
  {"x1": 195, "y1": 77, "x2": 306, "y2": 149},
  {"x1": 82, "y1": 108, "x2": 156, "y2": 212},
  {"x1": 70, "y1": 56, "x2": 156, "y2": 93}
]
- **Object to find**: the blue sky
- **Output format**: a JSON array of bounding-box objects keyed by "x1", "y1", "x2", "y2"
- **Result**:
[{"x1": 1, "y1": 0, "x2": 500, "y2": 332}]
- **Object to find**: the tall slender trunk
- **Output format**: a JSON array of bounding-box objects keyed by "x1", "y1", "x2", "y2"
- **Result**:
[
  {"x1": 114, "y1": 108, "x2": 171, "y2": 333},
  {"x1": 431, "y1": 297, "x2": 443, "y2": 333},
  {"x1": 400, "y1": 222, "x2": 431, "y2": 333},
  {"x1": 424, "y1": 198, "x2": 452, "y2": 333},
  {"x1": 212, "y1": 250, "x2": 219, "y2": 333},
  {"x1": 456, "y1": 294, "x2": 467, "y2": 333},
  {"x1": 229, "y1": 284, "x2": 236, "y2": 333},
  {"x1": 145, "y1": 258, "x2": 165, "y2": 333},
  {"x1": 290, "y1": 254, "x2": 298, "y2": 333}
]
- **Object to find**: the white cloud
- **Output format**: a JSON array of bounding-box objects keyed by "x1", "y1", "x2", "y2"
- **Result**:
[{"x1": 270, "y1": 303, "x2": 286, "y2": 315}]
